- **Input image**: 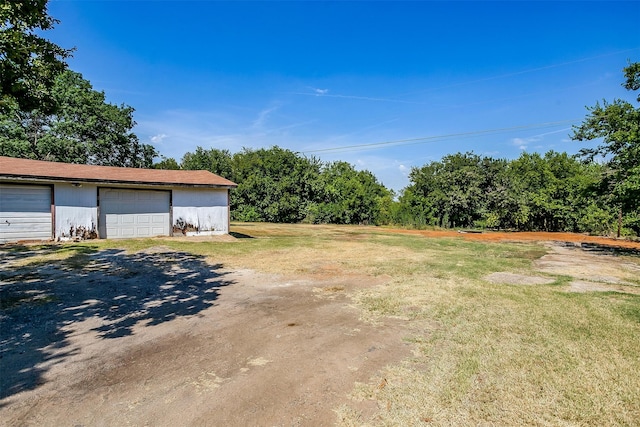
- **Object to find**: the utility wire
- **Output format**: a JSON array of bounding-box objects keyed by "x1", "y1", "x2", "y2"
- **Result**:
[{"x1": 301, "y1": 119, "x2": 579, "y2": 154}]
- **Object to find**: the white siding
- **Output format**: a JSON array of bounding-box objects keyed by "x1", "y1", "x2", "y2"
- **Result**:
[
  {"x1": 54, "y1": 184, "x2": 98, "y2": 240},
  {"x1": 99, "y1": 188, "x2": 170, "y2": 238},
  {"x1": 173, "y1": 189, "x2": 229, "y2": 235},
  {"x1": 0, "y1": 184, "x2": 52, "y2": 242}
]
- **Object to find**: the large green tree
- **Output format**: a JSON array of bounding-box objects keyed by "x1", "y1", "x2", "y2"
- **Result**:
[
  {"x1": 230, "y1": 146, "x2": 323, "y2": 223},
  {"x1": 1, "y1": 0, "x2": 72, "y2": 114},
  {"x1": 0, "y1": 70, "x2": 156, "y2": 167},
  {"x1": 506, "y1": 151, "x2": 598, "y2": 231},
  {"x1": 177, "y1": 145, "x2": 392, "y2": 225},
  {"x1": 153, "y1": 156, "x2": 181, "y2": 170},
  {"x1": 309, "y1": 161, "x2": 392, "y2": 225},
  {"x1": 404, "y1": 152, "x2": 495, "y2": 228},
  {"x1": 572, "y1": 62, "x2": 640, "y2": 235},
  {"x1": 181, "y1": 146, "x2": 233, "y2": 178},
  {"x1": 396, "y1": 151, "x2": 605, "y2": 232}
]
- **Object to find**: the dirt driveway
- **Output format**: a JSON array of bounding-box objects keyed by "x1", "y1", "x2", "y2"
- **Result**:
[
  {"x1": 1, "y1": 229, "x2": 639, "y2": 426},
  {"x1": 0, "y1": 245, "x2": 410, "y2": 426}
]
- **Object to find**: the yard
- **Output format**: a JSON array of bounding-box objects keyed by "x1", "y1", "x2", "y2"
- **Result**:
[{"x1": 1, "y1": 223, "x2": 639, "y2": 426}]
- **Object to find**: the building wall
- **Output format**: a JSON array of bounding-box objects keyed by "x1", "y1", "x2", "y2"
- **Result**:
[
  {"x1": 172, "y1": 188, "x2": 229, "y2": 235},
  {"x1": 54, "y1": 184, "x2": 98, "y2": 240},
  {"x1": 2, "y1": 182, "x2": 230, "y2": 242}
]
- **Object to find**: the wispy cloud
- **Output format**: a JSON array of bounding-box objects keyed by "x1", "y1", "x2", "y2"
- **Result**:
[
  {"x1": 511, "y1": 127, "x2": 571, "y2": 150},
  {"x1": 291, "y1": 91, "x2": 426, "y2": 105},
  {"x1": 313, "y1": 118, "x2": 400, "y2": 148},
  {"x1": 136, "y1": 107, "x2": 318, "y2": 161},
  {"x1": 150, "y1": 133, "x2": 167, "y2": 144},
  {"x1": 512, "y1": 137, "x2": 531, "y2": 150},
  {"x1": 340, "y1": 154, "x2": 416, "y2": 191},
  {"x1": 398, "y1": 48, "x2": 640, "y2": 98},
  {"x1": 252, "y1": 103, "x2": 281, "y2": 129},
  {"x1": 137, "y1": 108, "x2": 427, "y2": 193},
  {"x1": 262, "y1": 120, "x2": 316, "y2": 135}
]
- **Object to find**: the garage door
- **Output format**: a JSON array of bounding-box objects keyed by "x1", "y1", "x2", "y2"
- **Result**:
[
  {"x1": 0, "y1": 184, "x2": 52, "y2": 243},
  {"x1": 99, "y1": 189, "x2": 170, "y2": 238}
]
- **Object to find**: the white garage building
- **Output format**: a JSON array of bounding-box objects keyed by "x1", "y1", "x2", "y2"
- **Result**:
[{"x1": 0, "y1": 156, "x2": 237, "y2": 243}]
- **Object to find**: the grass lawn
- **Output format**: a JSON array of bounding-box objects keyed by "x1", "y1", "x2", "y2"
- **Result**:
[{"x1": 6, "y1": 222, "x2": 639, "y2": 425}]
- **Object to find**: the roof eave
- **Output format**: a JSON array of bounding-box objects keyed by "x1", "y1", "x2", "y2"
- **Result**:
[{"x1": 0, "y1": 175, "x2": 237, "y2": 189}]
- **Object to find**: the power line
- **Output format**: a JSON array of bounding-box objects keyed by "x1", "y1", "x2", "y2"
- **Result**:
[{"x1": 300, "y1": 119, "x2": 579, "y2": 154}]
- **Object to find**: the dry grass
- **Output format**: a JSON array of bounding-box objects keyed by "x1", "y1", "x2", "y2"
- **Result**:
[
  {"x1": 346, "y1": 283, "x2": 640, "y2": 425},
  {"x1": 52, "y1": 223, "x2": 640, "y2": 425}
]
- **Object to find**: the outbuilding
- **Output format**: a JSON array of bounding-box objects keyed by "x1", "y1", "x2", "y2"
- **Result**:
[{"x1": 0, "y1": 156, "x2": 237, "y2": 243}]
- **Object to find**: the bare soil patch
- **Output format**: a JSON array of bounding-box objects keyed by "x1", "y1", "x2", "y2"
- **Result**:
[
  {"x1": 535, "y1": 243, "x2": 640, "y2": 294},
  {"x1": 484, "y1": 272, "x2": 555, "y2": 286},
  {"x1": 483, "y1": 242, "x2": 640, "y2": 293},
  {"x1": 568, "y1": 280, "x2": 618, "y2": 293},
  {"x1": 0, "y1": 247, "x2": 410, "y2": 426},
  {"x1": 388, "y1": 228, "x2": 640, "y2": 251}
]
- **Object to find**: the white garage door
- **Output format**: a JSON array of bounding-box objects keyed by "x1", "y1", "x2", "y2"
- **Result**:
[
  {"x1": 0, "y1": 184, "x2": 52, "y2": 243},
  {"x1": 99, "y1": 189, "x2": 170, "y2": 239}
]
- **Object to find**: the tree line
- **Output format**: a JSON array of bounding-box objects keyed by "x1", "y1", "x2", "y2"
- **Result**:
[
  {"x1": 157, "y1": 146, "x2": 393, "y2": 225},
  {"x1": 1, "y1": 1, "x2": 638, "y2": 236},
  {"x1": 395, "y1": 151, "x2": 629, "y2": 234},
  {"x1": 154, "y1": 146, "x2": 638, "y2": 236}
]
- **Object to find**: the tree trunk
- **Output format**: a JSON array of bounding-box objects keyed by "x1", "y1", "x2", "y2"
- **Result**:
[{"x1": 617, "y1": 206, "x2": 623, "y2": 238}]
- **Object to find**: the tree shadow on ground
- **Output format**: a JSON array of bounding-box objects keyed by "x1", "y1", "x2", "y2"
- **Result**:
[
  {"x1": 229, "y1": 231, "x2": 254, "y2": 239},
  {"x1": 556, "y1": 241, "x2": 640, "y2": 257},
  {"x1": 579, "y1": 242, "x2": 640, "y2": 257},
  {"x1": 0, "y1": 245, "x2": 234, "y2": 403}
]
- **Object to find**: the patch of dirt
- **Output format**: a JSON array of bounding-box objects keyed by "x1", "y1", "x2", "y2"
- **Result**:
[
  {"x1": 484, "y1": 272, "x2": 555, "y2": 286},
  {"x1": 567, "y1": 280, "x2": 618, "y2": 293},
  {"x1": 0, "y1": 248, "x2": 411, "y2": 426},
  {"x1": 388, "y1": 228, "x2": 640, "y2": 251},
  {"x1": 483, "y1": 242, "x2": 640, "y2": 294},
  {"x1": 535, "y1": 243, "x2": 640, "y2": 294},
  {"x1": 535, "y1": 243, "x2": 638, "y2": 283}
]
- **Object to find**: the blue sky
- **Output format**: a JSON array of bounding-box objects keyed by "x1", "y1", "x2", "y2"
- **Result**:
[{"x1": 47, "y1": 1, "x2": 639, "y2": 191}]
